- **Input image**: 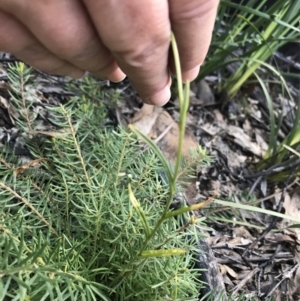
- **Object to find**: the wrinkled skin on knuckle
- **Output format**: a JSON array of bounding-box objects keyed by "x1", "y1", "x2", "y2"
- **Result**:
[
  {"x1": 168, "y1": 0, "x2": 219, "y2": 71},
  {"x1": 116, "y1": 33, "x2": 170, "y2": 70},
  {"x1": 0, "y1": 11, "x2": 36, "y2": 54},
  {"x1": 170, "y1": 0, "x2": 219, "y2": 21},
  {"x1": 39, "y1": 24, "x2": 88, "y2": 59},
  {"x1": 0, "y1": 12, "x2": 16, "y2": 51},
  {"x1": 60, "y1": 35, "x2": 99, "y2": 62},
  {"x1": 1, "y1": 0, "x2": 98, "y2": 59}
]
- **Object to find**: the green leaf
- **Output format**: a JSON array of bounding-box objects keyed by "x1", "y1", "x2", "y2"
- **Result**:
[
  {"x1": 128, "y1": 184, "x2": 151, "y2": 239},
  {"x1": 141, "y1": 249, "x2": 186, "y2": 258}
]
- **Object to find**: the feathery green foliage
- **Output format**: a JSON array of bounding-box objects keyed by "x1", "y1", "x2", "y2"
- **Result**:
[{"x1": 0, "y1": 42, "x2": 213, "y2": 300}]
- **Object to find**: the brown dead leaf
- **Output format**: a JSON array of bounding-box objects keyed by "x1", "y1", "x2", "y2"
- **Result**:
[
  {"x1": 213, "y1": 109, "x2": 224, "y2": 122},
  {"x1": 223, "y1": 274, "x2": 234, "y2": 287},
  {"x1": 0, "y1": 81, "x2": 10, "y2": 91},
  {"x1": 280, "y1": 191, "x2": 300, "y2": 242},
  {"x1": 0, "y1": 96, "x2": 16, "y2": 125},
  {"x1": 131, "y1": 104, "x2": 198, "y2": 164},
  {"x1": 14, "y1": 158, "x2": 45, "y2": 175},
  {"x1": 265, "y1": 232, "x2": 295, "y2": 244},
  {"x1": 29, "y1": 129, "x2": 71, "y2": 138},
  {"x1": 130, "y1": 104, "x2": 161, "y2": 137},
  {"x1": 227, "y1": 125, "x2": 262, "y2": 156},
  {"x1": 223, "y1": 265, "x2": 238, "y2": 279},
  {"x1": 219, "y1": 264, "x2": 227, "y2": 275},
  {"x1": 227, "y1": 237, "x2": 253, "y2": 246},
  {"x1": 232, "y1": 226, "x2": 255, "y2": 240},
  {"x1": 0, "y1": 95, "x2": 9, "y2": 109},
  {"x1": 206, "y1": 235, "x2": 223, "y2": 246}
]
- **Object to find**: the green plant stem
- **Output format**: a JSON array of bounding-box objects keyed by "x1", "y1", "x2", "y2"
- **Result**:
[
  {"x1": 111, "y1": 188, "x2": 175, "y2": 288},
  {"x1": 113, "y1": 33, "x2": 191, "y2": 288}
]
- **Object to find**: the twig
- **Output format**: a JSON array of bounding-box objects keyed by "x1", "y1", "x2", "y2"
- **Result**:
[
  {"x1": 242, "y1": 171, "x2": 294, "y2": 257},
  {"x1": 61, "y1": 105, "x2": 90, "y2": 185},
  {"x1": 257, "y1": 245, "x2": 281, "y2": 298},
  {"x1": 230, "y1": 267, "x2": 260, "y2": 296},
  {"x1": 0, "y1": 181, "x2": 58, "y2": 236},
  {"x1": 19, "y1": 66, "x2": 33, "y2": 132},
  {"x1": 243, "y1": 157, "x2": 300, "y2": 179},
  {"x1": 215, "y1": 252, "x2": 294, "y2": 264},
  {"x1": 265, "y1": 262, "x2": 300, "y2": 299}
]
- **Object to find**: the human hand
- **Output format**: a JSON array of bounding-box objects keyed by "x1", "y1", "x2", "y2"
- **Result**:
[{"x1": 0, "y1": 0, "x2": 219, "y2": 106}]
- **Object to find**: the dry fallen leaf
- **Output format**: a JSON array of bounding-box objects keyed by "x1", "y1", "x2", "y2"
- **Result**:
[
  {"x1": 265, "y1": 232, "x2": 295, "y2": 244},
  {"x1": 223, "y1": 264, "x2": 238, "y2": 279},
  {"x1": 14, "y1": 158, "x2": 45, "y2": 175},
  {"x1": 232, "y1": 226, "x2": 255, "y2": 240},
  {"x1": 0, "y1": 95, "x2": 9, "y2": 110},
  {"x1": 219, "y1": 264, "x2": 227, "y2": 275},
  {"x1": 0, "y1": 95, "x2": 16, "y2": 125},
  {"x1": 227, "y1": 237, "x2": 253, "y2": 246},
  {"x1": 290, "y1": 265, "x2": 300, "y2": 298},
  {"x1": 131, "y1": 104, "x2": 198, "y2": 163},
  {"x1": 280, "y1": 190, "x2": 300, "y2": 242},
  {"x1": 29, "y1": 129, "x2": 71, "y2": 138},
  {"x1": 227, "y1": 125, "x2": 262, "y2": 157}
]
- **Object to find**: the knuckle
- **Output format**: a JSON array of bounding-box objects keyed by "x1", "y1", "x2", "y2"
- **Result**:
[
  {"x1": 171, "y1": 0, "x2": 219, "y2": 21},
  {"x1": 43, "y1": 23, "x2": 92, "y2": 60},
  {"x1": 51, "y1": 36, "x2": 85, "y2": 59},
  {"x1": 117, "y1": 32, "x2": 170, "y2": 68}
]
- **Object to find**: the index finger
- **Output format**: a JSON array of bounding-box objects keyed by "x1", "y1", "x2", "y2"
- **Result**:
[
  {"x1": 83, "y1": 0, "x2": 171, "y2": 106},
  {"x1": 169, "y1": 0, "x2": 219, "y2": 82}
]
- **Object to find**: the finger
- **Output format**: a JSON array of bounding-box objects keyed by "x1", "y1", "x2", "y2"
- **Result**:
[
  {"x1": 169, "y1": 0, "x2": 219, "y2": 81},
  {"x1": 1, "y1": 0, "x2": 125, "y2": 82},
  {"x1": 83, "y1": 0, "x2": 171, "y2": 106},
  {"x1": 0, "y1": 10, "x2": 84, "y2": 78}
]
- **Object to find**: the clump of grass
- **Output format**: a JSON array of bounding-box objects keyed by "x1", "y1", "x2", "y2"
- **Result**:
[
  {"x1": 199, "y1": 0, "x2": 300, "y2": 180},
  {"x1": 200, "y1": 0, "x2": 300, "y2": 98}
]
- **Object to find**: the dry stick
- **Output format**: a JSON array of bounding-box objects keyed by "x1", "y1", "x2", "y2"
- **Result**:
[
  {"x1": 250, "y1": 179, "x2": 297, "y2": 205},
  {"x1": 243, "y1": 157, "x2": 300, "y2": 179},
  {"x1": 230, "y1": 267, "x2": 260, "y2": 296},
  {"x1": 213, "y1": 244, "x2": 294, "y2": 264},
  {"x1": 257, "y1": 244, "x2": 281, "y2": 298},
  {"x1": 207, "y1": 179, "x2": 297, "y2": 217},
  {"x1": 242, "y1": 170, "x2": 294, "y2": 258},
  {"x1": 265, "y1": 262, "x2": 300, "y2": 299},
  {"x1": 0, "y1": 181, "x2": 58, "y2": 237},
  {"x1": 239, "y1": 171, "x2": 296, "y2": 298},
  {"x1": 0, "y1": 158, "x2": 12, "y2": 169},
  {"x1": 216, "y1": 252, "x2": 294, "y2": 264},
  {"x1": 19, "y1": 67, "x2": 33, "y2": 133},
  {"x1": 153, "y1": 122, "x2": 174, "y2": 144}
]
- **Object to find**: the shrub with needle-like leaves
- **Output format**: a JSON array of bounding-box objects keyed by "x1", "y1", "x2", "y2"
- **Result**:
[{"x1": 0, "y1": 37, "x2": 213, "y2": 300}]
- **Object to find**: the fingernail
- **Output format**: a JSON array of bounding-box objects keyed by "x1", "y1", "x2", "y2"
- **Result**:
[
  {"x1": 107, "y1": 68, "x2": 126, "y2": 83},
  {"x1": 149, "y1": 86, "x2": 171, "y2": 106},
  {"x1": 167, "y1": 76, "x2": 172, "y2": 88},
  {"x1": 182, "y1": 65, "x2": 200, "y2": 82},
  {"x1": 69, "y1": 69, "x2": 86, "y2": 79}
]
